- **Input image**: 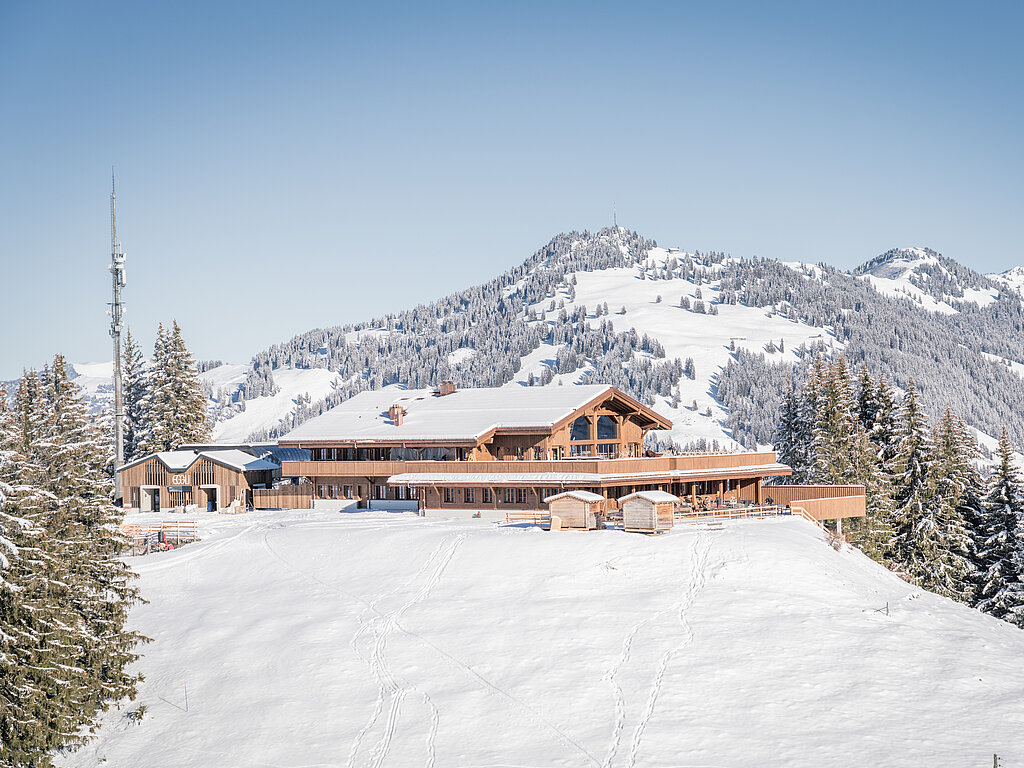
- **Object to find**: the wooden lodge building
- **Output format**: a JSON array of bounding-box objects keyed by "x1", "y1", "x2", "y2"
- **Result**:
[
  {"x1": 118, "y1": 447, "x2": 281, "y2": 512},
  {"x1": 268, "y1": 382, "x2": 864, "y2": 521}
]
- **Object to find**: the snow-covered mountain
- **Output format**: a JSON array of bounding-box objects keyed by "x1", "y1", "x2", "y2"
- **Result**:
[
  {"x1": 42, "y1": 230, "x2": 1024, "y2": 454},
  {"x1": 854, "y1": 246, "x2": 1000, "y2": 314},
  {"x1": 988, "y1": 264, "x2": 1024, "y2": 295},
  {"x1": 56, "y1": 509, "x2": 1024, "y2": 767}
]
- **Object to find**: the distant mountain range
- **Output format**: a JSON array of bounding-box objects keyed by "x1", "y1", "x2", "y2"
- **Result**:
[{"x1": 43, "y1": 230, "x2": 1024, "y2": 455}]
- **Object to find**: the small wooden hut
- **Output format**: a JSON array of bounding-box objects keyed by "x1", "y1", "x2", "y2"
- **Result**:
[
  {"x1": 620, "y1": 490, "x2": 678, "y2": 534},
  {"x1": 543, "y1": 490, "x2": 604, "y2": 530}
]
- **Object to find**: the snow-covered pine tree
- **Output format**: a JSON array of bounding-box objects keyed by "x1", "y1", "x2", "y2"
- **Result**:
[
  {"x1": 0, "y1": 359, "x2": 147, "y2": 765},
  {"x1": 773, "y1": 375, "x2": 803, "y2": 485},
  {"x1": 144, "y1": 321, "x2": 211, "y2": 452},
  {"x1": 138, "y1": 322, "x2": 170, "y2": 455},
  {"x1": 887, "y1": 379, "x2": 945, "y2": 589},
  {"x1": 121, "y1": 326, "x2": 150, "y2": 462},
  {"x1": 868, "y1": 375, "x2": 901, "y2": 467},
  {"x1": 845, "y1": 424, "x2": 894, "y2": 562},
  {"x1": 855, "y1": 364, "x2": 878, "y2": 430},
  {"x1": 810, "y1": 356, "x2": 857, "y2": 485},
  {"x1": 928, "y1": 407, "x2": 981, "y2": 603},
  {"x1": 976, "y1": 427, "x2": 1024, "y2": 625}
]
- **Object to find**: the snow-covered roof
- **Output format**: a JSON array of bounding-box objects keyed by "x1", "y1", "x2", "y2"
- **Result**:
[
  {"x1": 543, "y1": 490, "x2": 605, "y2": 503},
  {"x1": 120, "y1": 448, "x2": 279, "y2": 475},
  {"x1": 620, "y1": 490, "x2": 679, "y2": 504},
  {"x1": 154, "y1": 451, "x2": 201, "y2": 471},
  {"x1": 280, "y1": 384, "x2": 668, "y2": 443}
]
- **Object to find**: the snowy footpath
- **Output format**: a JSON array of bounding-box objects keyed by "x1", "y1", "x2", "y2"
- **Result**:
[{"x1": 59, "y1": 510, "x2": 1024, "y2": 767}]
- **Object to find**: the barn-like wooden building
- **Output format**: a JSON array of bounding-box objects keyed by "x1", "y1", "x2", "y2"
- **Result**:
[{"x1": 119, "y1": 448, "x2": 280, "y2": 512}]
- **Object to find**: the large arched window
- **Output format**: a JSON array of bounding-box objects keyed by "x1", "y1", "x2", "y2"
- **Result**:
[
  {"x1": 596, "y1": 415, "x2": 617, "y2": 440},
  {"x1": 570, "y1": 416, "x2": 591, "y2": 441}
]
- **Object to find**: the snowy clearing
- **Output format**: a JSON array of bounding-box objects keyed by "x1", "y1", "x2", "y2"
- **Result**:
[
  {"x1": 61, "y1": 509, "x2": 1024, "y2": 768},
  {"x1": 523, "y1": 256, "x2": 841, "y2": 448},
  {"x1": 212, "y1": 367, "x2": 341, "y2": 442}
]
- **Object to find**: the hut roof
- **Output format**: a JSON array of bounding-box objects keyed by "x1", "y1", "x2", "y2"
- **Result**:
[
  {"x1": 543, "y1": 490, "x2": 605, "y2": 503},
  {"x1": 619, "y1": 490, "x2": 680, "y2": 503}
]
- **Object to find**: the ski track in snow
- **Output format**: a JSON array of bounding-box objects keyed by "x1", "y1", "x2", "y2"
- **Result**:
[
  {"x1": 262, "y1": 521, "x2": 601, "y2": 767},
  {"x1": 624, "y1": 531, "x2": 717, "y2": 768}
]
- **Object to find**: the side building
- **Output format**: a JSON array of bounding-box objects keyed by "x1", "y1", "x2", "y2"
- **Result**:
[{"x1": 119, "y1": 446, "x2": 283, "y2": 512}]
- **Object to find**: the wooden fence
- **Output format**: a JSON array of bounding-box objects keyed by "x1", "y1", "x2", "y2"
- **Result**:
[
  {"x1": 120, "y1": 521, "x2": 200, "y2": 554},
  {"x1": 253, "y1": 487, "x2": 314, "y2": 510}
]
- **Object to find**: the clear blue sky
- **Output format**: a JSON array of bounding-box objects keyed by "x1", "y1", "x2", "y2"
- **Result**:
[{"x1": 1, "y1": 1, "x2": 1022, "y2": 379}]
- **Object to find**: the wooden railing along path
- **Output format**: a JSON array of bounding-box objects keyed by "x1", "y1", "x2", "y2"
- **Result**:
[{"x1": 121, "y1": 520, "x2": 200, "y2": 546}]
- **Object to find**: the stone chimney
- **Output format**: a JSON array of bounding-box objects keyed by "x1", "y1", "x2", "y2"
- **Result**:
[
  {"x1": 438, "y1": 380, "x2": 457, "y2": 396},
  {"x1": 388, "y1": 404, "x2": 407, "y2": 426}
]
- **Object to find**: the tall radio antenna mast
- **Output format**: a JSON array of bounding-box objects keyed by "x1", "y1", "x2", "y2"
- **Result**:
[{"x1": 110, "y1": 170, "x2": 127, "y2": 500}]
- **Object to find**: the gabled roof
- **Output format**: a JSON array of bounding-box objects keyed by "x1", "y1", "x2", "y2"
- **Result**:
[
  {"x1": 279, "y1": 384, "x2": 671, "y2": 444},
  {"x1": 543, "y1": 490, "x2": 605, "y2": 503},
  {"x1": 619, "y1": 490, "x2": 680, "y2": 503},
  {"x1": 119, "y1": 448, "x2": 279, "y2": 475}
]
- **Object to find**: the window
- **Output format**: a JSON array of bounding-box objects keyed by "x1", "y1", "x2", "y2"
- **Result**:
[
  {"x1": 504, "y1": 488, "x2": 514, "y2": 503},
  {"x1": 374, "y1": 485, "x2": 387, "y2": 500},
  {"x1": 532, "y1": 447, "x2": 542, "y2": 460},
  {"x1": 318, "y1": 485, "x2": 328, "y2": 499},
  {"x1": 552, "y1": 446, "x2": 564, "y2": 460},
  {"x1": 483, "y1": 488, "x2": 493, "y2": 503},
  {"x1": 570, "y1": 416, "x2": 591, "y2": 441},
  {"x1": 396, "y1": 486, "x2": 408, "y2": 500},
  {"x1": 597, "y1": 415, "x2": 618, "y2": 441},
  {"x1": 515, "y1": 446, "x2": 524, "y2": 459},
  {"x1": 444, "y1": 488, "x2": 454, "y2": 504},
  {"x1": 570, "y1": 444, "x2": 591, "y2": 457},
  {"x1": 516, "y1": 488, "x2": 527, "y2": 504},
  {"x1": 596, "y1": 443, "x2": 618, "y2": 457},
  {"x1": 464, "y1": 488, "x2": 474, "y2": 503},
  {"x1": 344, "y1": 485, "x2": 354, "y2": 499},
  {"x1": 330, "y1": 485, "x2": 338, "y2": 499}
]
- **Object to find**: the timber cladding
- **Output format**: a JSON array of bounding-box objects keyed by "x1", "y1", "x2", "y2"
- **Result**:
[{"x1": 119, "y1": 454, "x2": 274, "y2": 512}]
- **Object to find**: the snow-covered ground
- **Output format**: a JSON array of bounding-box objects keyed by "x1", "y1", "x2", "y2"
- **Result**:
[
  {"x1": 212, "y1": 367, "x2": 341, "y2": 442},
  {"x1": 857, "y1": 247, "x2": 998, "y2": 314},
  {"x1": 517, "y1": 250, "x2": 842, "y2": 448},
  {"x1": 60, "y1": 509, "x2": 1024, "y2": 768}
]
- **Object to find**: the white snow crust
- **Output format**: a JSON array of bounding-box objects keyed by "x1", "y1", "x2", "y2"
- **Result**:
[
  {"x1": 212, "y1": 367, "x2": 341, "y2": 442},
  {"x1": 59, "y1": 509, "x2": 1024, "y2": 768}
]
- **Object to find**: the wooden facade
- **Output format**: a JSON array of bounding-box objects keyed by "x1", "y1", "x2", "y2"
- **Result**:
[
  {"x1": 545, "y1": 491, "x2": 604, "y2": 530},
  {"x1": 621, "y1": 491, "x2": 678, "y2": 534},
  {"x1": 118, "y1": 451, "x2": 278, "y2": 512}
]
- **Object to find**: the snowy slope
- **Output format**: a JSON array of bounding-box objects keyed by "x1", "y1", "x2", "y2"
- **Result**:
[
  {"x1": 856, "y1": 247, "x2": 998, "y2": 313},
  {"x1": 989, "y1": 265, "x2": 1024, "y2": 295},
  {"x1": 66, "y1": 361, "x2": 115, "y2": 413},
  {"x1": 211, "y1": 367, "x2": 341, "y2": 442},
  {"x1": 60, "y1": 509, "x2": 1024, "y2": 768},
  {"x1": 508, "y1": 248, "x2": 841, "y2": 449}
]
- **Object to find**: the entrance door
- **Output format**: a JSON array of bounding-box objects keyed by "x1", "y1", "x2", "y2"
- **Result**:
[
  {"x1": 203, "y1": 487, "x2": 218, "y2": 512},
  {"x1": 143, "y1": 488, "x2": 160, "y2": 513}
]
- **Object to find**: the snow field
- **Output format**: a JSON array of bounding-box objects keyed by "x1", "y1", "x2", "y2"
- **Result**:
[
  {"x1": 60, "y1": 510, "x2": 1024, "y2": 768},
  {"x1": 210, "y1": 367, "x2": 341, "y2": 442},
  {"x1": 521, "y1": 250, "x2": 842, "y2": 448}
]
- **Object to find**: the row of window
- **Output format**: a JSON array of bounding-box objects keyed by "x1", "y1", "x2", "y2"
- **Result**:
[
  {"x1": 316, "y1": 484, "x2": 418, "y2": 500},
  {"x1": 443, "y1": 487, "x2": 536, "y2": 504}
]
